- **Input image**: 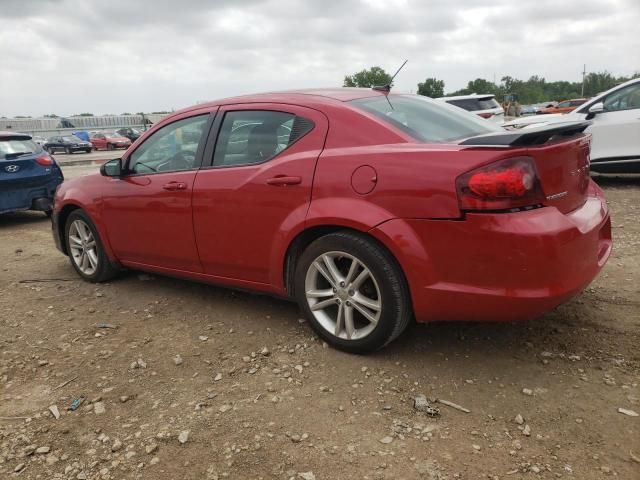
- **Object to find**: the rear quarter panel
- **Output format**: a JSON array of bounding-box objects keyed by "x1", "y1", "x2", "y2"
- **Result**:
[{"x1": 309, "y1": 143, "x2": 512, "y2": 222}]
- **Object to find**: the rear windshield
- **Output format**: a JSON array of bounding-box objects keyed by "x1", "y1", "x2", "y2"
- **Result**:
[
  {"x1": 447, "y1": 97, "x2": 501, "y2": 111},
  {"x1": 0, "y1": 138, "x2": 41, "y2": 160},
  {"x1": 352, "y1": 95, "x2": 499, "y2": 143}
]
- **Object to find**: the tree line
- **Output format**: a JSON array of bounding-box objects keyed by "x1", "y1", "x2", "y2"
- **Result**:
[{"x1": 344, "y1": 67, "x2": 640, "y2": 104}]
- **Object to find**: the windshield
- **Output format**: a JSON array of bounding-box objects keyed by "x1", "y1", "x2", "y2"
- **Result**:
[
  {"x1": 0, "y1": 138, "x2": 42, "y2": 159},
  {"x1": 62, "y1": 136, "x2": 84, "y2": 142},
  {"x1": 352, "y1": 94, "x2": 499, "y2": 143}
]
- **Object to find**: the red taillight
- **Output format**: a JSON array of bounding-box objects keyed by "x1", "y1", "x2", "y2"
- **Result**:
[
  {"x1": 35, "y1": 155, "x2": 53, "y2": 166},
  {"x1": 456, "y1": 157, "x2": 545, "y2": 211},
  {"x1": 477, "y1": 112, "x2": 494, "y2": 119}
]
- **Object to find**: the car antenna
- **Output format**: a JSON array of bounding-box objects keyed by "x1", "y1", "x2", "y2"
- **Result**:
[{"x1": 372, "y1": 59, "x2": 408, "y2": 93}]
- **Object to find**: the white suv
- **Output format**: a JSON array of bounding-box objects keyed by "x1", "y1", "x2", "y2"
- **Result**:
[
  {"x1": 436, "y1": 94, "x2": 505, "y2": 123},
  {"x1": 503, "y1": 78, "x2": 640, "y2": 173}
]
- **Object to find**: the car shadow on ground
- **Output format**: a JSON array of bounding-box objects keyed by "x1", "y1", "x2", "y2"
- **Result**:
[
  {"x1": 0, "y1": 211, "x2": 50, "y2": 228},
  {"x1": 113, "y1": 268, "x2": 594, "y2": 367}
]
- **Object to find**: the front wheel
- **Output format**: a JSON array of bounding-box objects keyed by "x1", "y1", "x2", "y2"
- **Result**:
[
  {"x1": 107, "y1": 143, "x2": 115, "y2": 151},
  {"x1": 65, "y1": 146, "x2": 72, "y2": 154},
  {"x1": 294, "y1": 231, "x2": 412, "y2": 353},
  {"x1": 64, "y1": 210, "x2": 119, "y2": 282}
]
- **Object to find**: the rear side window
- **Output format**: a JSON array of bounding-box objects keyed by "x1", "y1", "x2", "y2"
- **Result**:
[
  {"x1": 0, "y1": 138, "x2": 41, "y2": 160},
  {"x1": 213, "y1": 111, "x2": 314, "y2": 167},
  {"x1": 353, "y1": 95, "x2": 498, "y2": 143}
]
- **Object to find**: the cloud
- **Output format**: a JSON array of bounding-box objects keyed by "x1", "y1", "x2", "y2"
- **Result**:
[{"x1": 1, "y1": 0, "x2": 637, "y2": 116}]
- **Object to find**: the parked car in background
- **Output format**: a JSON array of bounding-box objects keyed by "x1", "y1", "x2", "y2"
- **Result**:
[
  {"x1": 519, "y1": 105, "x2": 540, "y2": 116},
  {"x1": 503, "y1": 77, "x2": 640, "y2": 173},
  {"x1": 436, "y1": 94, "x2": 505, "y2": 122},
  {"x1": 1, "y1": 132, "x2": 63, "y2": 215},
  {"x1": 52, "y1": 88, "x2": 610, "y2": 353},
  {"x1": 537, "y1": 98, "x2": 587, "y2": 114},
  {"x1": 31, "y1": 135, "x2": 48, "y2": 147},
  {"x1": 89, "y1": 131, "x2": 132, "y2": 151},
  {"x1": 115, "y1": 127, "x2": 142, "y2": 143},
  {"x1": 44, "y1": 135, "x2": 93, "y2": 154}
]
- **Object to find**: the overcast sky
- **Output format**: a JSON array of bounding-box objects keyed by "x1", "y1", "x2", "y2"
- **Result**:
[{"x1": 1, "y1": 0, "x2": 639, "y2": 117}]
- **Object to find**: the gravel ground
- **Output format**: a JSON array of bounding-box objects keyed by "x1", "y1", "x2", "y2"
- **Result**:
[{"x1": 0, "y1": 176, "x2": 639, "y2": 480}]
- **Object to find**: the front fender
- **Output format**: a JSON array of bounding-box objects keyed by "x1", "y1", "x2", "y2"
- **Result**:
[{"x1": 55, "y1": 176, "x2": 116, "y2": 262}]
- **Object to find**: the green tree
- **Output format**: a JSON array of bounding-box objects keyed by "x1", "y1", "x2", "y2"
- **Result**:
[
  {"x1": 44, "y1": 114, "x2": 59, "y2": 118},
  {"x1": 343, "y1": 66, "x2": 392, "y2": 88},
  {"x1": 417, "y1": 78, "x2": 445, "y2": 98}
]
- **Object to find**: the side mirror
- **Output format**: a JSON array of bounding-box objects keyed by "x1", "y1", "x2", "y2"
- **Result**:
[
  {"x1": 100, "y1": 158, "x2": 122, "y2": 177},
  {"x1": 586, "y1": 102, "x2": 604, "y2": 120}
]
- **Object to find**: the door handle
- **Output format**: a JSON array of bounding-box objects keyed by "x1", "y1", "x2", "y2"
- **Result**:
[
  {"x1": 266, "y1": 175, "x2": 302, "y2": 186},
  {"x1": 162, "y1": 181, "x2": 188, "y2": 191}
]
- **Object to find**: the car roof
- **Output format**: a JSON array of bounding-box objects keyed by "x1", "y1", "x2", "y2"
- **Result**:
[
  {"x1": 0, "y1": 131, "x2": 31, "y2": 139},
  {"x1": 171, "y1": 88, "x2": 393, "y2": 116},
  {"x1": 438, "y1": 94, "x2": 496, "y2": 101}
]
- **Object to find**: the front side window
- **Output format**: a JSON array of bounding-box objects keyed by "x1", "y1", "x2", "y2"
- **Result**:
[
  {"x1": 128, "y1": 115, "x2": 208, "y2": 174},
  {"x1": 603, "y1": 83, "x2": 640, "y2": 112},
  {"x1": 213, "y1": 111, "x2": 314, "y2": 167},
  {"x1": 354, "y1": 95, "x2": 499, "y2": 143}
]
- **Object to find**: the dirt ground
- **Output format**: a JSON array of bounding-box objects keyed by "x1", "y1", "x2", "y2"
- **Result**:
[{"x1": 1, "y1": 176, "x2": 639, "y2": 480}]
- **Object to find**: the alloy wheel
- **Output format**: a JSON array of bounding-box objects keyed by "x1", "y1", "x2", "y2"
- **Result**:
[
  {"x1": 304, "y1": 251, "x2": 382, "y2": 341},
  {"x1": 68, "y1": 219, "x2": 99, "y2": 276}
]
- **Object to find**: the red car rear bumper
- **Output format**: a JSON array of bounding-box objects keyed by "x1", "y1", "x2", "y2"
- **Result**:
[{"x1": 372, "y1": 183, "x2": 611, "y2": 323}]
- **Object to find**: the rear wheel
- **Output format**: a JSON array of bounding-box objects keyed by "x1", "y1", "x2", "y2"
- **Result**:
[
  {"x1": 294, "y1": 231, "x2": 412, "y2": 353},
  {"x1": 64, "y1": 210, "x2": 119, "y2": 282}
]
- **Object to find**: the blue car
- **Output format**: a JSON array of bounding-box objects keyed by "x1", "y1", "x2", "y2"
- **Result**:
[{"x1": 0, "y1": 132, "x2": 64, "y2": 216}]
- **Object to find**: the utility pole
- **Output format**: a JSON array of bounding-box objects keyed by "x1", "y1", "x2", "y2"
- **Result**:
[{"x1": 581, "y1": 64, "x2": 586, "y2": 97}]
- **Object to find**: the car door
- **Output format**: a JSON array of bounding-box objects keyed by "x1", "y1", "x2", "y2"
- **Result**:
[
  {"x1": 192, "y1": 104, "x2": 328, "y2": 284},
  {"x1": 48, "y1": 137, "x2": 61, "y2": 152},
  {"x1": 587, "y1": 81, "x2": 640, "y2": 163},
  {"x1": 101, "y1": 110, "x2": 215, "y2": 272},
  {"x1": 93, "y1": 134, "x2": 107, "y2": 150}
]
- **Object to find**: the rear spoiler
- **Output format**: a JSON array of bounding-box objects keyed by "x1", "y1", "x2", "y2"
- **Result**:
[{"x1": 459, "y1": 121, "x2": 591, "y2": 147}]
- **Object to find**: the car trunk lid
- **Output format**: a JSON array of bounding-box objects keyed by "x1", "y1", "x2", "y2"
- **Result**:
[
  {"x1": 459, "y1": 121, "x2": 592, "y2": 214},
  {"x1": 0, "y1": 154, "x2": 54, "y2": 188}
]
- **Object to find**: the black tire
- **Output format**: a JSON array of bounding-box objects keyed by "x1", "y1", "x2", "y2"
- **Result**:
[
  {"x1": 294, "y1": 231, "x2": 412, "y2": 354},
  {"x1": 85, "y1": 149, "x2": 92, "y2": 154},
  {"x1": 107, "y1": 143, "x2": 115, "y2": 151},
  {"x1": 65, "y1": 146, "x2": 72, "y2": 154},
  {"x1": 64, "y1": 210, "x2": 119, "y2": 283},
  {"x1": 47, "y1": 147, "x2": 54, "y2": 154}
]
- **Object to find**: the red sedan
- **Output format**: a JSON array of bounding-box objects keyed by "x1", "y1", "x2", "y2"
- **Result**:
[
  {"x1": 51, "y1": 89, "x2": 611, "y2": 353},
  {"x1": 89, "y1": 131, "x2": 132, "y2": 151}
]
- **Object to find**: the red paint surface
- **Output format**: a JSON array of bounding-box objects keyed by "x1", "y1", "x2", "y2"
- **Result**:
[{"x1": 53, "y1": 89, "x2": 611, "y2": 322}]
